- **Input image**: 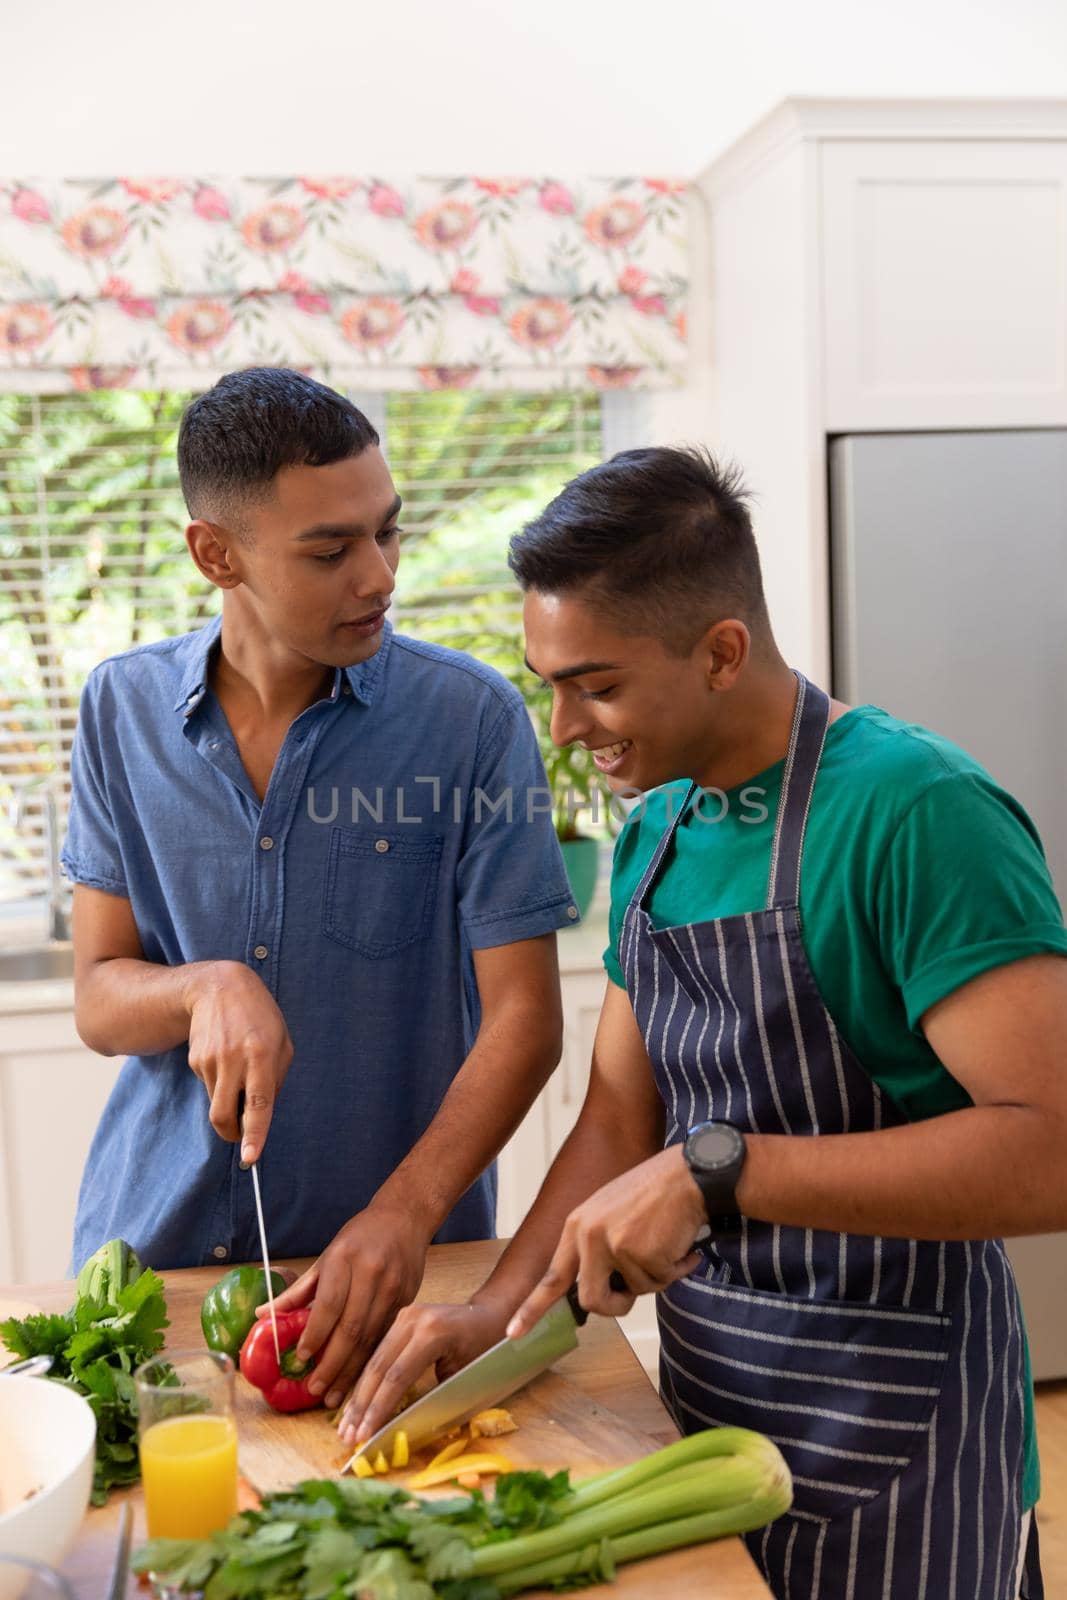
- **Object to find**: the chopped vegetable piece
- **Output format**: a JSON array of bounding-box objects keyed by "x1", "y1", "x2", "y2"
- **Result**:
[
  {"x1": 406, "y1": 1449, "x2": 515, "y2": 1489},
  {"x1": 352, "y1": 1455, "x2": 374, "y2": 1479},
  {"x1": 456, "y1": 1471, "x2": 481, "y2": 1489},
  {"x1": 390, "y1": 1431, "x2": 409, "y2": 1469},
  {"x1": 470, "y1": 1406, "x2": 518, "y2": 1438},
  {"x1": 423, "y1": 1434, "x2": 469, "y2": 1472},
  {"x1": 372, "y1": 1450, "x2": 389, "y2": 1475}
]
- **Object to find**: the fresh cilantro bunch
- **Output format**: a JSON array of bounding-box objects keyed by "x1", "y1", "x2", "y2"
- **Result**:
[
  {"x1": 134, "y1": 1473, "x2": 571, "y2": 1600},
  {"x1": 0, "y1": 1237, "x2": 169, "y2": 1504}
]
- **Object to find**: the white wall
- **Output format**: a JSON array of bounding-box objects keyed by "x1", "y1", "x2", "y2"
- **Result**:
[{"x1": 3, "y1": 0, "x2": 1066, "y2": 174}]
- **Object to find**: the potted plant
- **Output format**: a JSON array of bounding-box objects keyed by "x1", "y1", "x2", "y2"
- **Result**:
[{"x1": 515, "y1": 669, "x2": 611, "y2": 920}]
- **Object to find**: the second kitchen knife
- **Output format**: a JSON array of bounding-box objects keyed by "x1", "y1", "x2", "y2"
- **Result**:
[{"x1": 341, "y1": 1274, "x2": 628, "y2": 1474}]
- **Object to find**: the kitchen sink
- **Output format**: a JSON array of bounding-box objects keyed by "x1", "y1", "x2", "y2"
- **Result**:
[{"x1": 0, "y1": 944, "x2": 75, "y2": 982}]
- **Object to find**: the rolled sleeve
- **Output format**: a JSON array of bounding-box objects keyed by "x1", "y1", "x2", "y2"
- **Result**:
[
  {"x1": 457, "y1": 695, "x2": 577, "y2": 950},
  {"x1": 60, "y1": 672, "x2": 129, "y2": 896}
]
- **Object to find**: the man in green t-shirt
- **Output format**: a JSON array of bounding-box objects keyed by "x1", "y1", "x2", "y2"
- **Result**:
[{"x1": 342, "y1": 448, "x2": 1062, "y2": 1599}]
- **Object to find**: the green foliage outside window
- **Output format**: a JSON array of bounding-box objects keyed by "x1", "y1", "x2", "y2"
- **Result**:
[{"x1": 0, "y1": 388, "x2": 606, "y2": 902}]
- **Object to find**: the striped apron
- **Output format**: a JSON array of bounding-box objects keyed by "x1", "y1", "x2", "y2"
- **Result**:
[{"x1": 620, "y1": 672, "x2": 1044, "y2": 1599}]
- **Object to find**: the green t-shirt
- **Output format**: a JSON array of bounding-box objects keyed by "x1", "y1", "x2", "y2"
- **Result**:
[{"x1": 604, "y1": 702, "x2": 1066, "y2": 1509}]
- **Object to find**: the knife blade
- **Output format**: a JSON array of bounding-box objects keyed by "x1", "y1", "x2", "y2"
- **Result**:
[
  {"x1": 106, "y1": 1499, "x2": 132, "y2": 1600},
  {"x1": 341, "y1": 1274, "x2": 628, "y2": 1474},
  {"x1": 237, "y1": 1090, "x2": 281, "y2": 1365}
]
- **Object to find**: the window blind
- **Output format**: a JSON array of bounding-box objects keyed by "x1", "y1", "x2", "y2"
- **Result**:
[{"x1": 0, "y1": 388, "x2": 602, "y2": 907}]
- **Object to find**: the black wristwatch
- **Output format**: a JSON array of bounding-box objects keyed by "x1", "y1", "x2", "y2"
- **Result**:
[{"x1": 683, "y1": 1121, "x2": 746, "y2": 1237}]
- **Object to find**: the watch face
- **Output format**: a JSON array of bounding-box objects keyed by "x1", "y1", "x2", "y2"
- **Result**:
[{"x1": 689, "y1": 1123, "x2": 741, "y2": 1171}]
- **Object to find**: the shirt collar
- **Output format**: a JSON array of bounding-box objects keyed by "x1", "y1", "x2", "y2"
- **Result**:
[
  {"x1": 172, "y1": 612, "x2": 392, "y2": 716},
  {"x1": 334, "y1": 618, "x2": 393, "y2": 707},
  {"x1": 173, "y1": 613, "x2": 223, "y2": 717}
]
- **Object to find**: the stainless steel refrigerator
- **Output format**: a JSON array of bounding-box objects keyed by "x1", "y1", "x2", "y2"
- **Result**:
[{"x1": 830, "y1": 429, "x2": 1067, "y2": 1381}]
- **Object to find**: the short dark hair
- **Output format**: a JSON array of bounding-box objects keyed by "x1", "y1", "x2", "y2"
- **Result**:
[
  {"x1": 177, "y1": 367, "x2": 379, "y2": 529},
  {"x1": 508, "y1": 446, "x2": 768, "y2": 654}
]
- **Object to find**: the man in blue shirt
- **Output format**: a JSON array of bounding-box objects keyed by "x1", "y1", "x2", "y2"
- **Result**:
[{"x1": 61, "y1": 367, "x2": 577, "y2": 1407}]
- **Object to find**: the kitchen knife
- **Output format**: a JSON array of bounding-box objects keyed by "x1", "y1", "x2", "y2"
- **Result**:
[
  {"x1": 341, "y1": 1273, "x2": 628, "y2": 1474},
  {"x1": 237, "y1": 1090, "x2": 281, "y2": 1364}
]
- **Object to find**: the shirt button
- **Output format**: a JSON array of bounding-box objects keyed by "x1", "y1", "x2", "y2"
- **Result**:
[
  {"x1": 374, "y1": 839, "x2": 390, "y2": 854},
  {"x1": 253, "y1": 945, "x2": 269, "y2": 960},
  {"x1": 209, "y1": 739, "x2": 220, "y2": 751},
  {"x1": 342, "y1": 683, "x2": 353, "y2": 696},
  {"x1": 212, "y1": 1244, "x2": 228, "y2": 1260},
  {"x1": 567, "y1": 905, "x2": 579, "y2": 920},
  {"x1": 260, "y1": 836, "x2": 274, "y2": 850}
]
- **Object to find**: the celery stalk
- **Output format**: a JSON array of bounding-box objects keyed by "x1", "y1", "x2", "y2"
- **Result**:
[{"x1": 470, "y1": 1428, "x2": 791, "y2": 1581}]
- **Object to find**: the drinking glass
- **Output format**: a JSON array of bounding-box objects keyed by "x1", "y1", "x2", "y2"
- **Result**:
[
  {"x1": 0, "y1": 1557, "x2": 74, "y2": 1600},
  {"x1": 135, "y1": 1350, "x2": 238, "y2": 1539}
]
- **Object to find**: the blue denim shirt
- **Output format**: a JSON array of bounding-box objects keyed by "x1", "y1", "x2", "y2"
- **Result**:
[{"x1": 62, "y1": 616, "x2": 577, "y2": 1271}]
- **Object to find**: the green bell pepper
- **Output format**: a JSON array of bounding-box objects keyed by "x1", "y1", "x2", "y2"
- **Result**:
[{"x1": 200, "y1": 1265, "x2": 287, "y2": 1360}]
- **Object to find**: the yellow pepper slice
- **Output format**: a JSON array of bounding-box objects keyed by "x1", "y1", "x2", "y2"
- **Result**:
[
  {"x1": 423, "y1": 1434, "x2": 470, "y2": 1472},
  {"x1": 372, "y1": 1450, "x2": 390, "y2": 1474},
  {"x1": 352, "y1": 1454, "x2": 375, "y2": 1479},
  {"x1": 470, "y1": 1408, "x2": 518, "y2": 1439},
  {"x1": 391, "y1": 1430, "x2": 409, "y2": 1469},
  {"x1": 407, "y1": 1450, "x2": 515, "y2": 1490}
]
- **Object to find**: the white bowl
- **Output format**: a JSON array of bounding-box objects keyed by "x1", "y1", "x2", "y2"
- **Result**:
[{"x1": 0, "y1": 1377, "x2": 96, "y2": 1600}]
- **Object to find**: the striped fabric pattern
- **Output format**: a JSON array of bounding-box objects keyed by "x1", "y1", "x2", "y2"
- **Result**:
[{"x1": 621, "y1": 673, "x2": 1043, "y2": 1599}]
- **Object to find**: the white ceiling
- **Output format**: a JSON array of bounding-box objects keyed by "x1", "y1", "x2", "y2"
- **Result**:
[{"x1": 3, "y1": 0, "x2": 1067, "y2": 175}]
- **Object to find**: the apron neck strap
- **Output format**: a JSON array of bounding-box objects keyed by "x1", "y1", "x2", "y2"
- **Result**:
[{"x1": 765, "y1": 671, "x2": 831, "y2": 910}]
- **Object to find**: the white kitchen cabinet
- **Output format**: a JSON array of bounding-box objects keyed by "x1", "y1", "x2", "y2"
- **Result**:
[
  {"x1": 699, "y1": 97, "x2": 1067, "y2": 686},
  {"x1": 821, "y1": 138, "x2": 1067, "y2": 431},
  {"x1": 0, "y1": 989, "x2": 122, "y2": 1283}
]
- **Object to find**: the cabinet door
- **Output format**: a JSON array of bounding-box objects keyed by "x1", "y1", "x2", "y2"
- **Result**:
[
  {"x1": 0, "y1": 1011, "x2": 122, "y2": 1282},
  {"x1": 822, "y1": 139, "x2": 1067, "y2": 430}
]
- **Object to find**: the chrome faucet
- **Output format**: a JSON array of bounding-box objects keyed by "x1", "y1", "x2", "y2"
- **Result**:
[{"x1": 9, "y1": 775, "x2": 71, "y2": 944}]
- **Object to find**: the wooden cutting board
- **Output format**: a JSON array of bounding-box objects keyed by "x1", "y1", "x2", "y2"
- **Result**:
[
  {"x1": 14, "y1": 1247, "x2": 772, "y2": 1597},
  {"x1": 237, "y1": 1367, "x2": 664, "y2": 1496}
]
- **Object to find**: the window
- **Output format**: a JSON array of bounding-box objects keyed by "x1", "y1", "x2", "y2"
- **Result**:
[{"x1": 0, "y1": 388, "x2": 602, "y2": 907}]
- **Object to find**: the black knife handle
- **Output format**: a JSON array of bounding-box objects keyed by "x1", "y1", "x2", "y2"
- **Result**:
[{"x1": 565, "y1": 1271, "x2": 631, "y2": 1327}]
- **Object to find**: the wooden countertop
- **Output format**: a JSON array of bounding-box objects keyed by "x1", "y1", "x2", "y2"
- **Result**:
[{"x1": 18, "y1": 1240, "x2": 771, "y2": 1598}]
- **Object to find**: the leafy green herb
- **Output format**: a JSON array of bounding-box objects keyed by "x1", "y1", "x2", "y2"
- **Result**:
[
  {"x1": 133, "y1": 1429, "x2": 793, "y2": 1597},
  {"x1": 0, "y1": 1236, "x2": 168, "y2": 1504}
]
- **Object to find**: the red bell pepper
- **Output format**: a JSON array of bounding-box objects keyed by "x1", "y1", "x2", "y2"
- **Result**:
[{"x1": 238, "y1": 1305, "x2": 321, "y2": 1412}]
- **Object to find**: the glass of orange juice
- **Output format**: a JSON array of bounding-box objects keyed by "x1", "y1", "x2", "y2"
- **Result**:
[{"x1": 136, "y1": 1350, "x2": 238, "y2": 1539}]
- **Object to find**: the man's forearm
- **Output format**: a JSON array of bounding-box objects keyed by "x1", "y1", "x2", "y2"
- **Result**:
[
  {"x1": 76, "y1": 957, "x2": 223, "y2": 1056},
  {"x1": 370, "y1": 1000, "x2": 562, "y2": 1242},
  {"x1": 474, "y1": 1101, "x2": 661, "y2": 1314},
  {"x1": 738, "y1": 1103, "x2": 1067, "y2": 1240}
]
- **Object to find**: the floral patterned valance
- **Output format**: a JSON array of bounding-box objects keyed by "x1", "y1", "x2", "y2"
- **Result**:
[{"x1": 0, "y1": 177, "x2": 689, "y2": 393}]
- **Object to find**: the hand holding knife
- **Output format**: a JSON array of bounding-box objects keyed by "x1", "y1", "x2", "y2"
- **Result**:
[{"x1": 237, "y1": 1089, "x2": 281, "y2": 1364}]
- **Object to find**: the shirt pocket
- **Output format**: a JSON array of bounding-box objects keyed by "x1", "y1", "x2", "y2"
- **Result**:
[
  {"x1": 322, "y1": 828, "x2": 444, "y2": 959},
  {"x1": 657, "y1": 1274, "x2": 954, "y2": 1522}
]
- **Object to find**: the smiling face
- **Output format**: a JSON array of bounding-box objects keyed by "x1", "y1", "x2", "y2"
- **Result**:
[
  {"x1": 523, "y1": 589, "x2": 744, "y2": 793},
  {"x1": 192, "y1": 446, "x2": 402, "y2": 671}
]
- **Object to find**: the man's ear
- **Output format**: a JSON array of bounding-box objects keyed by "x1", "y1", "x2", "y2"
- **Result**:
[
  {"x1": 186, "y1": 520, "x2": 241, "y2": 589},
  {"x1": 700, "y1": 619, "x2": 750, "y2": 691}
]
